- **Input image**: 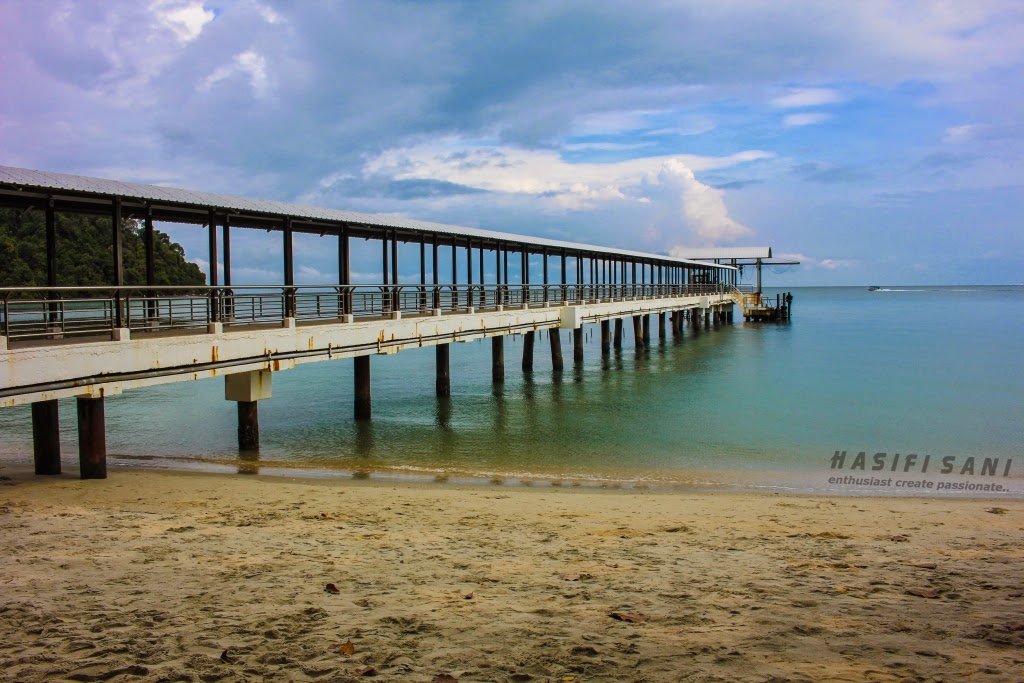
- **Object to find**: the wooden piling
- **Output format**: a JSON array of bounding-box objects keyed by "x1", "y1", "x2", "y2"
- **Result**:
[
  {"x1": 31, "y1": 399, "x2": 61, "y2": 475},
  {"x1": 436, "y1": 343, "x2": 451, "y2": 397},
  {"x1": 573, "y1": 327, "x2": 584, "y2": 365},
  {"x1": 633, "y1": 316, "x2": 645, "y2": 350},
  {"x1": 613, "y1": 318, "x2": 623, "y2": 349},
  {"x1": 522, "y1": 331, "x2": 535, "y2": 371},
  {"x1": 642, "y1": 314, "x2": 651, "y2": 345},
  {"x1": 600, "y1": 319, "x2": 610, "y2": 356},
  {"x1": 549, "y1": 328, "x2": 564, "y2": 371},
  {"x1": 658, "y1": 312, "x2": 666, "y2": 338},
  {"x1": 354, "y1": 355, "x2": 371, "y2": 420},
  {"x1": 491, "y1": 336, "x2": 505, "y2": 384},
  {"x1": 76, "y1": 396, "x2": 106, "y2": 480},
  {"x1": 237, "y1": 401, "x2": 259, "y2": 451}
]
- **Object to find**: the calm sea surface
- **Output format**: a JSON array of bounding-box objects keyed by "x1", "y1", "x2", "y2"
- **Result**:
[{"x1": 2, "y1": 286, "x2": 1022, "y2": 495}]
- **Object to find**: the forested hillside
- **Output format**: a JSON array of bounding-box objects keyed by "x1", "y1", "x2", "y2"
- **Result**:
[{"x1": 0, "y1": 208, "x2": 205, "y2": 288}]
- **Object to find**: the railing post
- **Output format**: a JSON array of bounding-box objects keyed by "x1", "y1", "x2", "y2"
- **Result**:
[
  {"x1": 209, "y1": 287, "x2": 220, "y2": 324},
  {"x1": 285, "y1": 287, "x2": 296, "y2": 319}
]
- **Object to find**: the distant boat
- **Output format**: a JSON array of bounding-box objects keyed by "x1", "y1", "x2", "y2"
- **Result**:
[{"x1": 867, "y1": 286, "x2": 881, "y2": 291}]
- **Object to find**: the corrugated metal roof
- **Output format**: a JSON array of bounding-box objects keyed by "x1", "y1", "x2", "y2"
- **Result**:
[
  {"x1": 671, "y1": 247, "x2": 772, "y2": 260},
  {"x1": 0, "y1": 165, "x2": 737, "y2": 270}
]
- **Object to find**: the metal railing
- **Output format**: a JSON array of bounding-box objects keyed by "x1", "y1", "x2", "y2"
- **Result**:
[{"x1": 1, "y1": 282, "x2": 734, "y2": 343}]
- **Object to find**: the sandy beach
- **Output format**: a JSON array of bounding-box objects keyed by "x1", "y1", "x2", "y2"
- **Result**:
[{"x1": 1, "y1": 465, "x2": 1022, "y2": 682}]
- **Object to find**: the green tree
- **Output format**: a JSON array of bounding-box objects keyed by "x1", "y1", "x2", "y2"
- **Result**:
[{"x1": 0, "y1": 208, "x2": 206, "y2": 290}]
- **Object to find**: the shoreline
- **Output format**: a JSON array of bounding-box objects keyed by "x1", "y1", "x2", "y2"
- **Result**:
[
  {"x1": 3, "y1": 451, "x2": 1022, "y2": 499},
  {"x1": 2, "y1": 464, "x2": 1023, "y2": 681}
]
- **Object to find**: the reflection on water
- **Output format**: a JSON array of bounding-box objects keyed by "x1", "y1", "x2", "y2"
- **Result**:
[
  {"x1": 492, "y1": 386, "x2": 507, "y2": 435},
  {"x1": 354, "y1": 420, "x2": 374, "y2": 459},
  {"x1": 435, "y1": 396, "x2": 452, "y2": 431}
]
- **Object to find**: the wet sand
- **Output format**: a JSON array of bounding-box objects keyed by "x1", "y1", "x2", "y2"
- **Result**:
[{"x1": 1, "y1": 464, "x2": 1022, "y2": 682}]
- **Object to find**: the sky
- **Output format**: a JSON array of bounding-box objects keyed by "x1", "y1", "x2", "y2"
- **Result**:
[{"x1": 1, "y1": 0, "x2": 1023, "y2": 286}]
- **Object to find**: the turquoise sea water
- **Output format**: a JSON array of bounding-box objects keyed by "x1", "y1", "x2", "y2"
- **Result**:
[{"x1": 2, "y1": 286, "x2": 1022, "y2": 496}]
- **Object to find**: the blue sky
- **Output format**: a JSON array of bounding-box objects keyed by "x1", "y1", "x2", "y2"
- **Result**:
[{"x1": 1, "y1": 1, "x2": 1022, "y2": 285}]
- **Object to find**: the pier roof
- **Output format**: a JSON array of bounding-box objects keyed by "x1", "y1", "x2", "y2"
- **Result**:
[
  {"x1": 671, "y1": 247, "x2": 772, "y2": 260},
  {"x1": 0, "y1": 165, "x2": 733, "y2": 270}
]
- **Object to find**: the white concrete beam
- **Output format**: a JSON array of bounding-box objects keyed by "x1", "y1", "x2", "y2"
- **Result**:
[{"x1": 1, "y1": 292, "x2": 740, "y2": 408}]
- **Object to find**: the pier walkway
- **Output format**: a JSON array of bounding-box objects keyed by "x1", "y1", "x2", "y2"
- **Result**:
[{"x1": 1, "y1": 166, "x2": 746, "y2": 478}]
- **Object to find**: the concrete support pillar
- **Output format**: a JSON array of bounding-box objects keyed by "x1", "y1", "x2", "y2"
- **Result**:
[
  {"x1": 573, "y1": 327, "x2": 584, "y2": 365},
  {"x1": 548, "y1": 328, "x2": 564, "y2": 371},
  {"x1": 522, "y1": 331, "x2": 535, "y2": 372},
  {"x1": 491, "y1": 336, "x2": 504, "y2": 384},
  {"x1": 76, "y1": 397, "x2": 106, "y2": 480},
  {"x1": 705, "y1": 308, "x2": 711, "y2": 326},
  {"x1": 237, "y1": 401, "x2": 259, "y2": 451},
  {"x1": 633, "y1": 316, "x2": 645, "y2": 351},
  {"x1": 658, "y1": 312, "x2": 666, "y2": 338},
  {"x1": 436, "y1": 343, "x2": 451, "y2": 397},
  {"x1": 354, "y1": 355, "x2": 371, "y2": 420},
  {"x1": 613, "y1": 318, "x2": 623, "y2": 349},
  {"x1": 32, "y1": 399, "x2": 61, "y2": 475},
  {"x1": 600, "y1": 320, "x2": 610, "y2": 356},
  {"x1": 225, "y1": 370, "x2": 273, "y2": 451},
  {"x1": 642, "y1": 314, "x2": 651, "y2": 345}
]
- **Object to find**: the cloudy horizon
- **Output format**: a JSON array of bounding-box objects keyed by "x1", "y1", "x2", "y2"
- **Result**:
[{"x1": 2, "y1": 1, "x2": 1022, "y2": 286}]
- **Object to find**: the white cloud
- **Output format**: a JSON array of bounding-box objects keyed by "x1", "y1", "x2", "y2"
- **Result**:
[
  {"x1": 771, "y1": 88, "x2": 844, "y2": 108},
  {"x1": 358, "y1": 141, "x2": 763, "y2": 242},
  {"x1": 659, "y1": 159, "x2": 753, "y2": 243},
  {"x1": 783, "y1": 112, "x2": 832, "y2": 127},
  {"x1": 151, "y1": 0, "x2": 215, "y2": 43},
  {"x1": 778, "y1": 253, "x2": 855, "y2": 270},
  {"x1": 648, "y1": 116, "x2": 717, "y2": 137},
  {"x1": 362, "y1": 141, "x2": 770, "y2": 210},
  {"x1": 297, "y1": 265, "x2": 332, "y2": 283},
  {"x1": 570, "y1": 110, "x2": 716, "y2": 139},
  {"x1": 201, "y1": 50, "x2": 271, "y2": 97},
  {"x1": 562, "y1": 141, "x2": 653, "y2": 152},
  {"x1": 572, "y1": 110, "x2": 655, "y2": 136},
  {"x1": 253, "y1": 2, "x2": 283, "y2": 25},
  {"x1": 943, "y1": 124, "x2": 981, "y2": 143}
]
